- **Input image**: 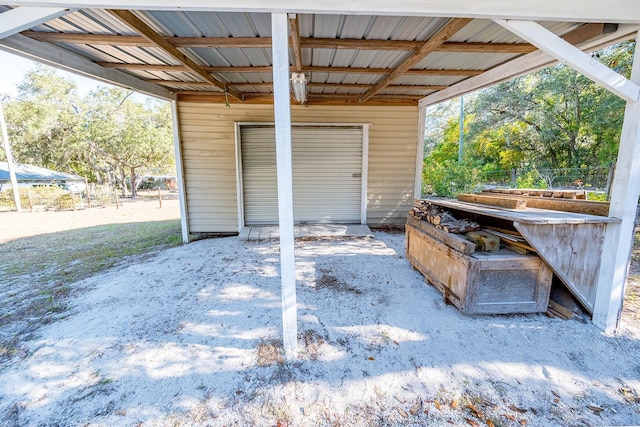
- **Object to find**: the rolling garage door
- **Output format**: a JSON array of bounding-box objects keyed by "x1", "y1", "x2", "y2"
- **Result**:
[{"x1": 241, "y1": 125, "x2": 363, "y2": 225}]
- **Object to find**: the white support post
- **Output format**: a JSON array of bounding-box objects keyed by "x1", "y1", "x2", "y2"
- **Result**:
[
  {"x1": 271, "y1": 12, "x2": 298, "y2": 359},
  {"x1": 414, "y1": 104, "x2": 427, "y2": 199},
  {"x1": 494, "y1": 19, "x2": 640, "y2": 103},
  {"x1": 171, "y1": 100, "x2": 190, "y2": 243},
  {"x1": 593, "y1": 32, "x2": 640, "y2": 331},
  {"x1": 0, "y1": 100, "x2": 21, "y2": 212},
  {"x1": 0, "y1": 7, "x2": 70, "y2": 40}
]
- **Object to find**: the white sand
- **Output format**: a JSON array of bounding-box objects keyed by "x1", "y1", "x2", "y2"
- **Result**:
[{"x1": 1, "y1": 231, "x2": 640, "y2": 426}]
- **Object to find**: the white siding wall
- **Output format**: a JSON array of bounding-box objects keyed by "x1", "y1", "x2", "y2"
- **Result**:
[{"x1": 177, "y1": 102, "x2": 419, "y2": 233}]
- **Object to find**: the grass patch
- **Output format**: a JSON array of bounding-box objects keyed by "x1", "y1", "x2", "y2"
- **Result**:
[
  {"x1": 0, "y1": 219, "x2": 181, "y2": 364},
  {"x1": 1, "y1": 220, "x2": 181, "y2": 287}
]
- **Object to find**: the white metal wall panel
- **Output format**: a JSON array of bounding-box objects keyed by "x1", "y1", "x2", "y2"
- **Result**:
[
  {"x1": 241, "y1": 125, "x2": 363, "y2": 225},
  {"x1": 240, "y1": 126, "x2": 279, "y2": 225},
  {"x1": 177, "y1": 102, "x2": 418, "y2": 232}
]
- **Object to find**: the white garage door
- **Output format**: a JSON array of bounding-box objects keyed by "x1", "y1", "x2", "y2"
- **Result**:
[{"x1": 241, "y1": 125, "x2": 363, "y2": 225}]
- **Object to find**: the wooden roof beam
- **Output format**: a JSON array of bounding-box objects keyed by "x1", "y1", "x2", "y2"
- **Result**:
[
  {"x1": 106, "y1": 9, "x2": 242, "y2": 100},
  {"x1": 145, "y1": 79, "x2": 448, "y2": 91},
  {"x1": 23, "y1": 31, "x2": 535, "y2": 53},
  {"x1": 288, "y1": 14, "x2": 303, "y2": 73},
  {"x1": 360, "y1": 18, "x2": 472, "y2": 103},
  {"x1": 97, "y1": 62, "x2": 484, "y2": 76}
]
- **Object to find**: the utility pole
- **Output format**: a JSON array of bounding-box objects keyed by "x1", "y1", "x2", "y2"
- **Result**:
[
  {"x1": 458, "y1": 95, "x2": 464, "y2": 162},
  {"x1": 0, "y1": 97, "x2": 22, "y2": 212}
]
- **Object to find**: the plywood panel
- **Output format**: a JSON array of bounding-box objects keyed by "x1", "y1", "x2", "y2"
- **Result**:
[{"x1": 514, "y1": 222, "x2": 607, "y2": 314}]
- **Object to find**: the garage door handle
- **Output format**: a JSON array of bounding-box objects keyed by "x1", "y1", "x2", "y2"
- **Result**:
[{"x1": 352, "y1": 172, "x2": 362, "y2": 178}]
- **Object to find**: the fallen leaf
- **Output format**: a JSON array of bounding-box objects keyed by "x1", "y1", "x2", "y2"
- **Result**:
[
  {"x1": 587, "y1": 405, "x2": 604, "y2": 414},
  {"x1": 486, "y1": 420, "x2": 495, "y2": 427},
  {"x1": 465, "y1": 418, "x2": 479, "y2": 426},
  {"x1": 410, "y1": 401, "x2": 422, "y2": 416},
  {"x1": 520, "y1": 420, "x2": 528, "y2": 426},
  {"x1": 423, "y1": 409, "x2": 429, "y2": 416},
  {"x1": 451, "y1": 400, "x2": 459, "y2": 410},
  {"x1": 368, "y1": 356, "x2": 375, "y2": 361},
  {"x1": 502, "y1": 414, "x2": 516, "y2": 421},
  {"x1": 553, "y1": 398, "x2": 560, "y2": 403},
  {"x1": 434, "y1": 400, "x2": 442, "y2": 411},
  {"x1": 551, "y1": 390, "x2": 561, "y2": 399},
  {"x1": 397, "y1": 408, "x2": 409, "y2": 418},
  {"x1": 530, "y1": 407, "x2": 538, "y2": 415},
  {"x1": 508, "y1": 404, "x2": 528, "y2": 414},
  {"x1": 394, "y1": 396, "x2": 406, "y2": 404},
  {"x1": 466, "y1": 404, "x2": 484, "y2": 419},
  {"x1": 276, "y1": 421, "x2": 287, "y2": 427}
]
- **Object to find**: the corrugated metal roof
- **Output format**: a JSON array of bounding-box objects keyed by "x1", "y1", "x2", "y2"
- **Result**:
[
  {"x1": 2, "y1": 8, "x2": 624, "y2": 102},
  {"x1": 0, "y1": 163, "x2": 84, "y2": 182}
]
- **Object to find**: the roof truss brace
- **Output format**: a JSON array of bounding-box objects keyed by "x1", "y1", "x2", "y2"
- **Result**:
[
  {"x1": 0, "y1": 33, "x2": 173, "y2": 99},
  {"x1": 0, "y1": 6, "x2": 71, "y2": 39},
  {"x1": 95, "y1": 62, "x2": 484, "y2": 77},
  {"x1": 495, "y1": 19, "x2": 640, "y2": 102},
  {"x1": 21, "y1": 31, "x2": 536, "y2": 53},
  {"x1": 107, "y1": 9, "x2": 242, "y2": 100},
  {"x1": 288, "y1": 14, "x2": 303, "y2": 73},
  {"x1": 360, "y1": 17, "x2": 472, "y2": 103},
  {"x1": 420, "y1": 22, "x2": 638, "y2": 107}
]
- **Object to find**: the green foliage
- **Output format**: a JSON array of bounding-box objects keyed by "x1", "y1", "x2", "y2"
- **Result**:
[
  {"x1": 2, "y1": 68, "x2": 174, "y2": 197},
  {"x1": 424, "y1": 41, "x2": 633, "y2": 194},
  {"x1": 0, "y1": 186, "x2": 83, "y2": 211},
  {"x1": 515, "y1": 170, "x2": 548, "y2": 189},
  {"x1": 422, "y1": 159, "x2": 481, "y2": 198}
]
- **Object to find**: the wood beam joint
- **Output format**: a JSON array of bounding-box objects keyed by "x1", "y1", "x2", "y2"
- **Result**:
[{"x1": 107, "y1": 9, "x2": 241, "y2": 100}]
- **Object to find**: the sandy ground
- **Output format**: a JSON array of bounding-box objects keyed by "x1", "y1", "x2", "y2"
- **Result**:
[
  {"x1": 1, "y1": 203, "x2": 640, "y2": 426},
  {"x1": 0, "y1": 197, "x2": 181, "y2": 244}
]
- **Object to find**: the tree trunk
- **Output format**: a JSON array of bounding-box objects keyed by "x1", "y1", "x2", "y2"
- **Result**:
[
  {"x1": 120, "y1": 167, "x2": 127, "y2": 197},
  {"x1": 130, "y1": 167, "x2": 137, "y2": 199}
]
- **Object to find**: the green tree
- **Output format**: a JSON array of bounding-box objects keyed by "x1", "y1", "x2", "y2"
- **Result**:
[
  {"x1": 2, "y1": 66, "x2": 84, "y2": 172},
  {"x1": 82, "y1": 87, "x2": 174, "y2": 198}
]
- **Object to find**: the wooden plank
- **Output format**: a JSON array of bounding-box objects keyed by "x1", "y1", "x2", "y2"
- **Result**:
[
  {"x1": 458, "y1": 193, "x2": 527, "y2": 210},
  {"x1": 405, "y1": 224, "x2": 470, "y2": 310},
  {"x1": 465, "y1": 230, "x2": 500, "y2": 251},
  {"x1": 426, "y1": 198, "x2": 617, "y2": 225},
  {"x1": 407, "y1": 215, "x2": 476, "y2": 254},
  {"x1": 549, "y1": 299, "x2": 574, "y2": 319},
  {"x1": 514, "y1": 221, "x2": 608, "y2": 314},
  {"x1": 479, "y1": 192, "x2": 609, "y2": 216},
  {"x1": 360, "y1": 18, "x2": 472, "y2": 102}
]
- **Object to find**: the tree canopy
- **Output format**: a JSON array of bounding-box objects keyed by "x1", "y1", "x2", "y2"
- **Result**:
[
  {"x1": 422, "y1": 41, "x2": 635, "y2": 196},
  {"x1": 1, "y1": 67, "x2": 174, "y2": 198}
]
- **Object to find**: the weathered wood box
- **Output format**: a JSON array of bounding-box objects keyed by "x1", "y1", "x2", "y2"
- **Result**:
[{"x1": 406, "y1": 219, "x2": 553, "y2": 315}]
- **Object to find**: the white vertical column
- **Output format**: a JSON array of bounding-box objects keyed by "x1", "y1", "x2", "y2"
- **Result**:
[
  {"x1": 271, "y1": 12, "x2": 298, "y2": 358},
  {"x1": 0, "y1": 100, "x2": 21, "y2": 212},
  {"x1": 414, "y1": 104, "x2": 427, "y2": 199},
  {"x1": 171, "y1": 99, "x2": 189, "y2": 243},
  {"x1": 593, "y1": 32, "x2": 640, "y2": 331}
]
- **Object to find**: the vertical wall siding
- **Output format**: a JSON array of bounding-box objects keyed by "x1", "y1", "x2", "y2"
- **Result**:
[{"x1": 177, "y1": 102, "x2": 418, "y2": 232}]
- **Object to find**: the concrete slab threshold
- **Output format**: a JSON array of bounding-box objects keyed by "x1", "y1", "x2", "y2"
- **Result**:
[{"x1": 238, "y1": 224, "x2": 373, "y2": 241}]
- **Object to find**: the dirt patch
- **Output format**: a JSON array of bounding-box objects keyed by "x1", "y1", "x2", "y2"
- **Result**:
[
  {"x1": 0, "y1": 198, "x2": 181, "y2": 366},
  {"x1": 1, "y1": 202, "x2": 640, "y2": 426}
]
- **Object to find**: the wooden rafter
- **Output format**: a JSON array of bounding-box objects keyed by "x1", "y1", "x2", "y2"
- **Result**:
[
  {"x1": 23, "y1": 30, "x2": 535, "y2": 53},
  {"x1": 288, "y1": 14, "x2": 303, "y2": 73},
  {"x1": 96, "y1": 61, "x2": 484, "y2": 76},
  {"x1": 360, "y1": 18, "x2": 472, "y2": 103},
  {"x1": 145, "y1": 79, "x2": 448, "y2": 91},
  {"x1": 106, "y1": 9, "x2": 241, "y2": 100}
]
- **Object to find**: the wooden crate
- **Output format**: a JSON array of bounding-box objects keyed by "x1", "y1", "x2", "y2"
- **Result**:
[{"x1": 406, "y1": 222, "x2": 552, "y2": 314}]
